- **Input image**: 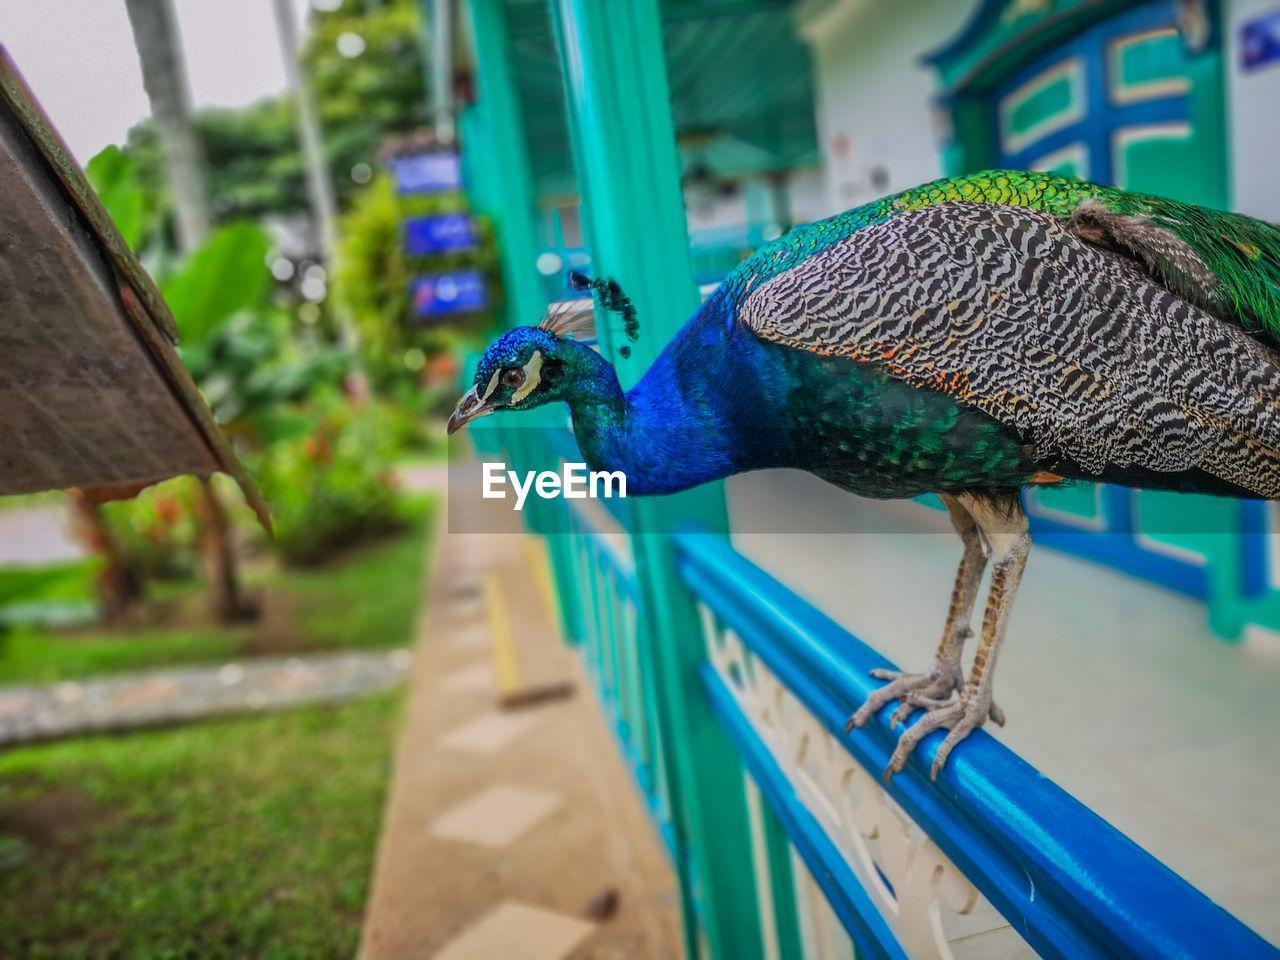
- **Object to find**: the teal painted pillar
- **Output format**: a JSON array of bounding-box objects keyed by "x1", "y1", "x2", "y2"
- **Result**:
[
  {"x1": 550, "y1": 3, "x2": 766, "y2": 959},
  {"x1": 459, "y1": 0, "x2": 545, "y2": 331},
  {"x1": 457, "y1": 0, "x2": 584, "y2": 645},
  {"x1": 551, "y1": 0, "x2": 698, "y2": 375}
]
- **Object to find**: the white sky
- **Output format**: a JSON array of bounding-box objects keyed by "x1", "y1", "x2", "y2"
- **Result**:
[{"x1": 0, "y1": 0, "x2": 314, "y2": 163}]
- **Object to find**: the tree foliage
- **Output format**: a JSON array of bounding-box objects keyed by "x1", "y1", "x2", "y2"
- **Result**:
[
  {"x1": 333, "y1": 174, "x2": 497, "y2": 391},
  {"x1": 120, "y1": 0, "x2": 428, "y2": 224},
  {"x1": 85, "y1": 145, "x2": 155, "y2": 251},
  {"x1": 160, "y1": 221, "x2": 271, "y2": 346},
  {"x1": 302, "y1": 0, "x2": 430, "y2": 187},
  {"x1": 87, "y1": 148, "x2": 346, "y2": 438}
]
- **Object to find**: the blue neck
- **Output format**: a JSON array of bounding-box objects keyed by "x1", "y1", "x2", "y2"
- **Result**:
[{"x1": 568, "y1": 296, "x2": 795, "y2": 495}]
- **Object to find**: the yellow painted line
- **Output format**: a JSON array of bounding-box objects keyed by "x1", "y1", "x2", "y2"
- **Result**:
[
  {"x1": 523, "y1": 535, "x2": 558, "y2": 624},
  {"x1": 484, "y1": 572, "x2": 522, "y2": 696}
]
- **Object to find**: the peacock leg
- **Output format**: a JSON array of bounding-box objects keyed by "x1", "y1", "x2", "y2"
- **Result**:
[
  {"x1": 845, "y1": 494, "x2": 992, "y2": 733},
  {"x1": 881, "y1": 495, "x2": 1030, "y2": 782}
]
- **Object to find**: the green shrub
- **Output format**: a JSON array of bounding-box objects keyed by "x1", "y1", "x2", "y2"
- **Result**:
[
  {"x1": 254, "y1": 400, "x2": 404, "y2": 566},
  {"x1": 102, "y1": 477, "x2": 204, "y2": 580},
  {"x1": 333, "y1": 173, "x2": 495, "y2": 393}
]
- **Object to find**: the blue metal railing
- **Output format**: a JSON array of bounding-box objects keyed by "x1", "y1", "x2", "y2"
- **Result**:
[
  {"x1": 562, "y1": 497, "x2": 674, "y2": 853},
  {"x1": 673, "y1": 527, "x2": 1279, "y2": 960},
  {"x1": 1021, "y1": 486, "x2": 1272, "y2": 638}
]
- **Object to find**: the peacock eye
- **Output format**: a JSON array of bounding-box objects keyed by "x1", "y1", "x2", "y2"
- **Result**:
[{"x1": 501, "y1": 368, "x2": 525, "y2": 388}]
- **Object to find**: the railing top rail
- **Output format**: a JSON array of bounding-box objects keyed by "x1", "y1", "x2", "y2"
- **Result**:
[{"x1": 672, "y1": 527, "x2": 1278, "y2": 960}]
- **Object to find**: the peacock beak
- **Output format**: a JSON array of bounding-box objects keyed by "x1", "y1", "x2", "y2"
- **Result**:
[{"x1": 446, "y1": 386, "x2": 494, "y2": 434}]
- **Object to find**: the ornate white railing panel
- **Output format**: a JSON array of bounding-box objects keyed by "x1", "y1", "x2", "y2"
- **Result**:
[{"x1": 699, "y1": 606, "x2": 1036, "y2": 960}]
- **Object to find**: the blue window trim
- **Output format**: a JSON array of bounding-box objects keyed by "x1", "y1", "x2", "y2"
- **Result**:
[{"x1": 992, "y1": 0, "x2": 1200, "y2": 183}]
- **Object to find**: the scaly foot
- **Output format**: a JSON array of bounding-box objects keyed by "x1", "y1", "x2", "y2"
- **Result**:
[
  {"x1": 880, "y1": 688, "x2": 996, "y2": 783},
  {"x1": 846, "y1": 660, "x2": 1004, "y2": 730},
  {"x1": 844, "y1": 661, "x2": 966, "y2": 732},
  {"x1": 845, "y1": 659, "x2": 1005, "y2": 782}
]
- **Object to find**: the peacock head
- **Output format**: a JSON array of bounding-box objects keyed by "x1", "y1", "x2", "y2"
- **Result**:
[
  {"x1": 446, "y1": 324, "x2": 611, "y2": 434},
  {"x1": 447, "y1": 274, "x2": 637, "y2": 435}
]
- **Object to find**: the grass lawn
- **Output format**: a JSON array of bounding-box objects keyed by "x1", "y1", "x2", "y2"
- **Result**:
[
  {"x1": 0, "y1": 494, "x2": 437, "y2": 956},
  {"x1": 0, "y1": 492, "x2": 60, "y2": 515},
  {"x1": 0, "y1": 691, "x2": 402, "y2": 959},
  {"x1": 0, "y1": 496, "x2": 435, "y2": 685}
]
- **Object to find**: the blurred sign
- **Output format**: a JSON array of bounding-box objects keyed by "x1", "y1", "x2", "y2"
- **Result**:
[
  {"x1": 389, "y1": 150, "x2": 461, "y2": 193},
  {"x1": 1241, "y1": 10, "x2": 1280, "y2": 71},
  {"x1": 410, "y1": 271, "x2": 487, "y2": 318},
  {"x1": 405, "y1": 214, "x2": 476, "y2": 254}
]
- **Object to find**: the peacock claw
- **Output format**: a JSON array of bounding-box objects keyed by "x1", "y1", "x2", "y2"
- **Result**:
[
  {"x1": 845, "y1": 663, "x2": 1006, "y2": 782},
  {"x1": 890, "y1": 695, "x2": 954, "y2": 726},
  {"x1": 877, "y1": 689, "x2": 996, "y2": 784},
  {"x1": 844, "y1": 662, "x2": 965, "y2": 734}
]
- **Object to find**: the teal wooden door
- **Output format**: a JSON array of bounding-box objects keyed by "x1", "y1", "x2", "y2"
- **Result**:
[
  {"x1": 993, "y1": 0, "x2": 1226, "y2": 201},
  {"x1": 991, "y1": 0, "x2": 1242, "y2": 629}
]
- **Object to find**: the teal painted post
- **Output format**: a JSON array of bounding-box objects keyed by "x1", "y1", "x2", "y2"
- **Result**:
[
  {"x1": 549, "y1": 3, "x2": 766, "y2": 958},
  {"x1": 745, "y1": 180, "x2": 770, "y2": 235},
  {"x1": 759, "y1": 804, "x2": 806, "y2": 959},
  {"x1": 457, "y1": 0, "x2": 587, "y2": 647},
  {"x1": 458, "y1": 0, "x2": 543, "y2": 331}
]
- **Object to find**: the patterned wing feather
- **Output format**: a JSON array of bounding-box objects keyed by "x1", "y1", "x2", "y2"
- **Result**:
[
  {"x1": 739, "y1": 203, "x2": 1280, "y2": 498},
  {"x1": 1068, "y1": 196, "x2": 1280, "y2": 341},
  {"x1": 728, "y1": 170, "x2": 1280, "y2": 345}
]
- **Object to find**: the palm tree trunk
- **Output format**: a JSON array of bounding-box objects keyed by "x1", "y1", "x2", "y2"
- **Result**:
[
  {"x1": 70, "y1": 492, "x2": 141, "y2": 622},
  {"x1": 272, "y1": 0, "x2": 367, "y2": 396},
  {"x1": 124, "y1": 0, "x2": 252, "y2": 622},
  {"x1": 199, "y1": 478, "x2": 251, "y2": 623},
  {"x1": 123, "y1": 0, "x2": 210, "y2": 252}
]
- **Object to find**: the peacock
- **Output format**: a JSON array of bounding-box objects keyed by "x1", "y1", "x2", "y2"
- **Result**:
[{"x1": 447, "y1": 170, "x2": 1280, "y2": 781}]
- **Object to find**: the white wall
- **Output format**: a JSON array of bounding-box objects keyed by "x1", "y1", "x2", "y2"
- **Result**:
[
  {"x1": 1225, "y1": 0, "x2": 1280, "y2": 221},
  {"x1": 785, "y1": 167, "x2": 830, "y2": 224},
  {"x1": 682, "y1": 167, "x2": 833, "y2": 235},
  {"x1": 685, "y1": 187, "x2": 748, "y2": 234},
  {"x1": 798, "y1": 0, "x2": 980, "y2": 217}
]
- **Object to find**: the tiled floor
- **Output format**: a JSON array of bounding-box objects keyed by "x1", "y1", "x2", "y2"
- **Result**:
[
  {"x1": 729, "y1": 469, "x2": 1280, "y2": 945},
  {"x1": 438, "y1": 710, "x2": 538, "y2": 755},
  {"x1": 432, "y1": 902, "x2": 595, "y2": 960},
  {"x1": 443, "y1": 663, "x2": 496, "y2": 693},
  {"x1": 431, "y1": 785, "x2": 562, "y2": 848}
]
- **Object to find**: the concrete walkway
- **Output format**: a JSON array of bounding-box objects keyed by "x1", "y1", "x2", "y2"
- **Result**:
[
  {"x1": 359, "y1": 493, "x2": 681, "y2": 960},
  {"x1": 0, "y1": 650, "x2": 415, "y2": 746}
]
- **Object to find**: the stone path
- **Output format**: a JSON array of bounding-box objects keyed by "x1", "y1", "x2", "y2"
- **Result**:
[
  {"x1": 0, "y1": 649, "x2": 414, "y2": 746},
  {"x1": 359, "y1": 492, "x2": 681, "y2": 959}
]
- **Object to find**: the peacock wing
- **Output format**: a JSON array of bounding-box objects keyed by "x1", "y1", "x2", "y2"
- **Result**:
[
  {"x1": 1069, "y1": 193, "x2": 1280, "y2": 343},
  {"x1": 738, "y1": 201, "x2": 1280, "y2": 498}
]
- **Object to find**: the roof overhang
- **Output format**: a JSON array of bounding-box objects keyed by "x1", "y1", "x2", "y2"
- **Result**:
[{"x1": 0, "y1": 48, "x2": 270, "y2": 529}]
